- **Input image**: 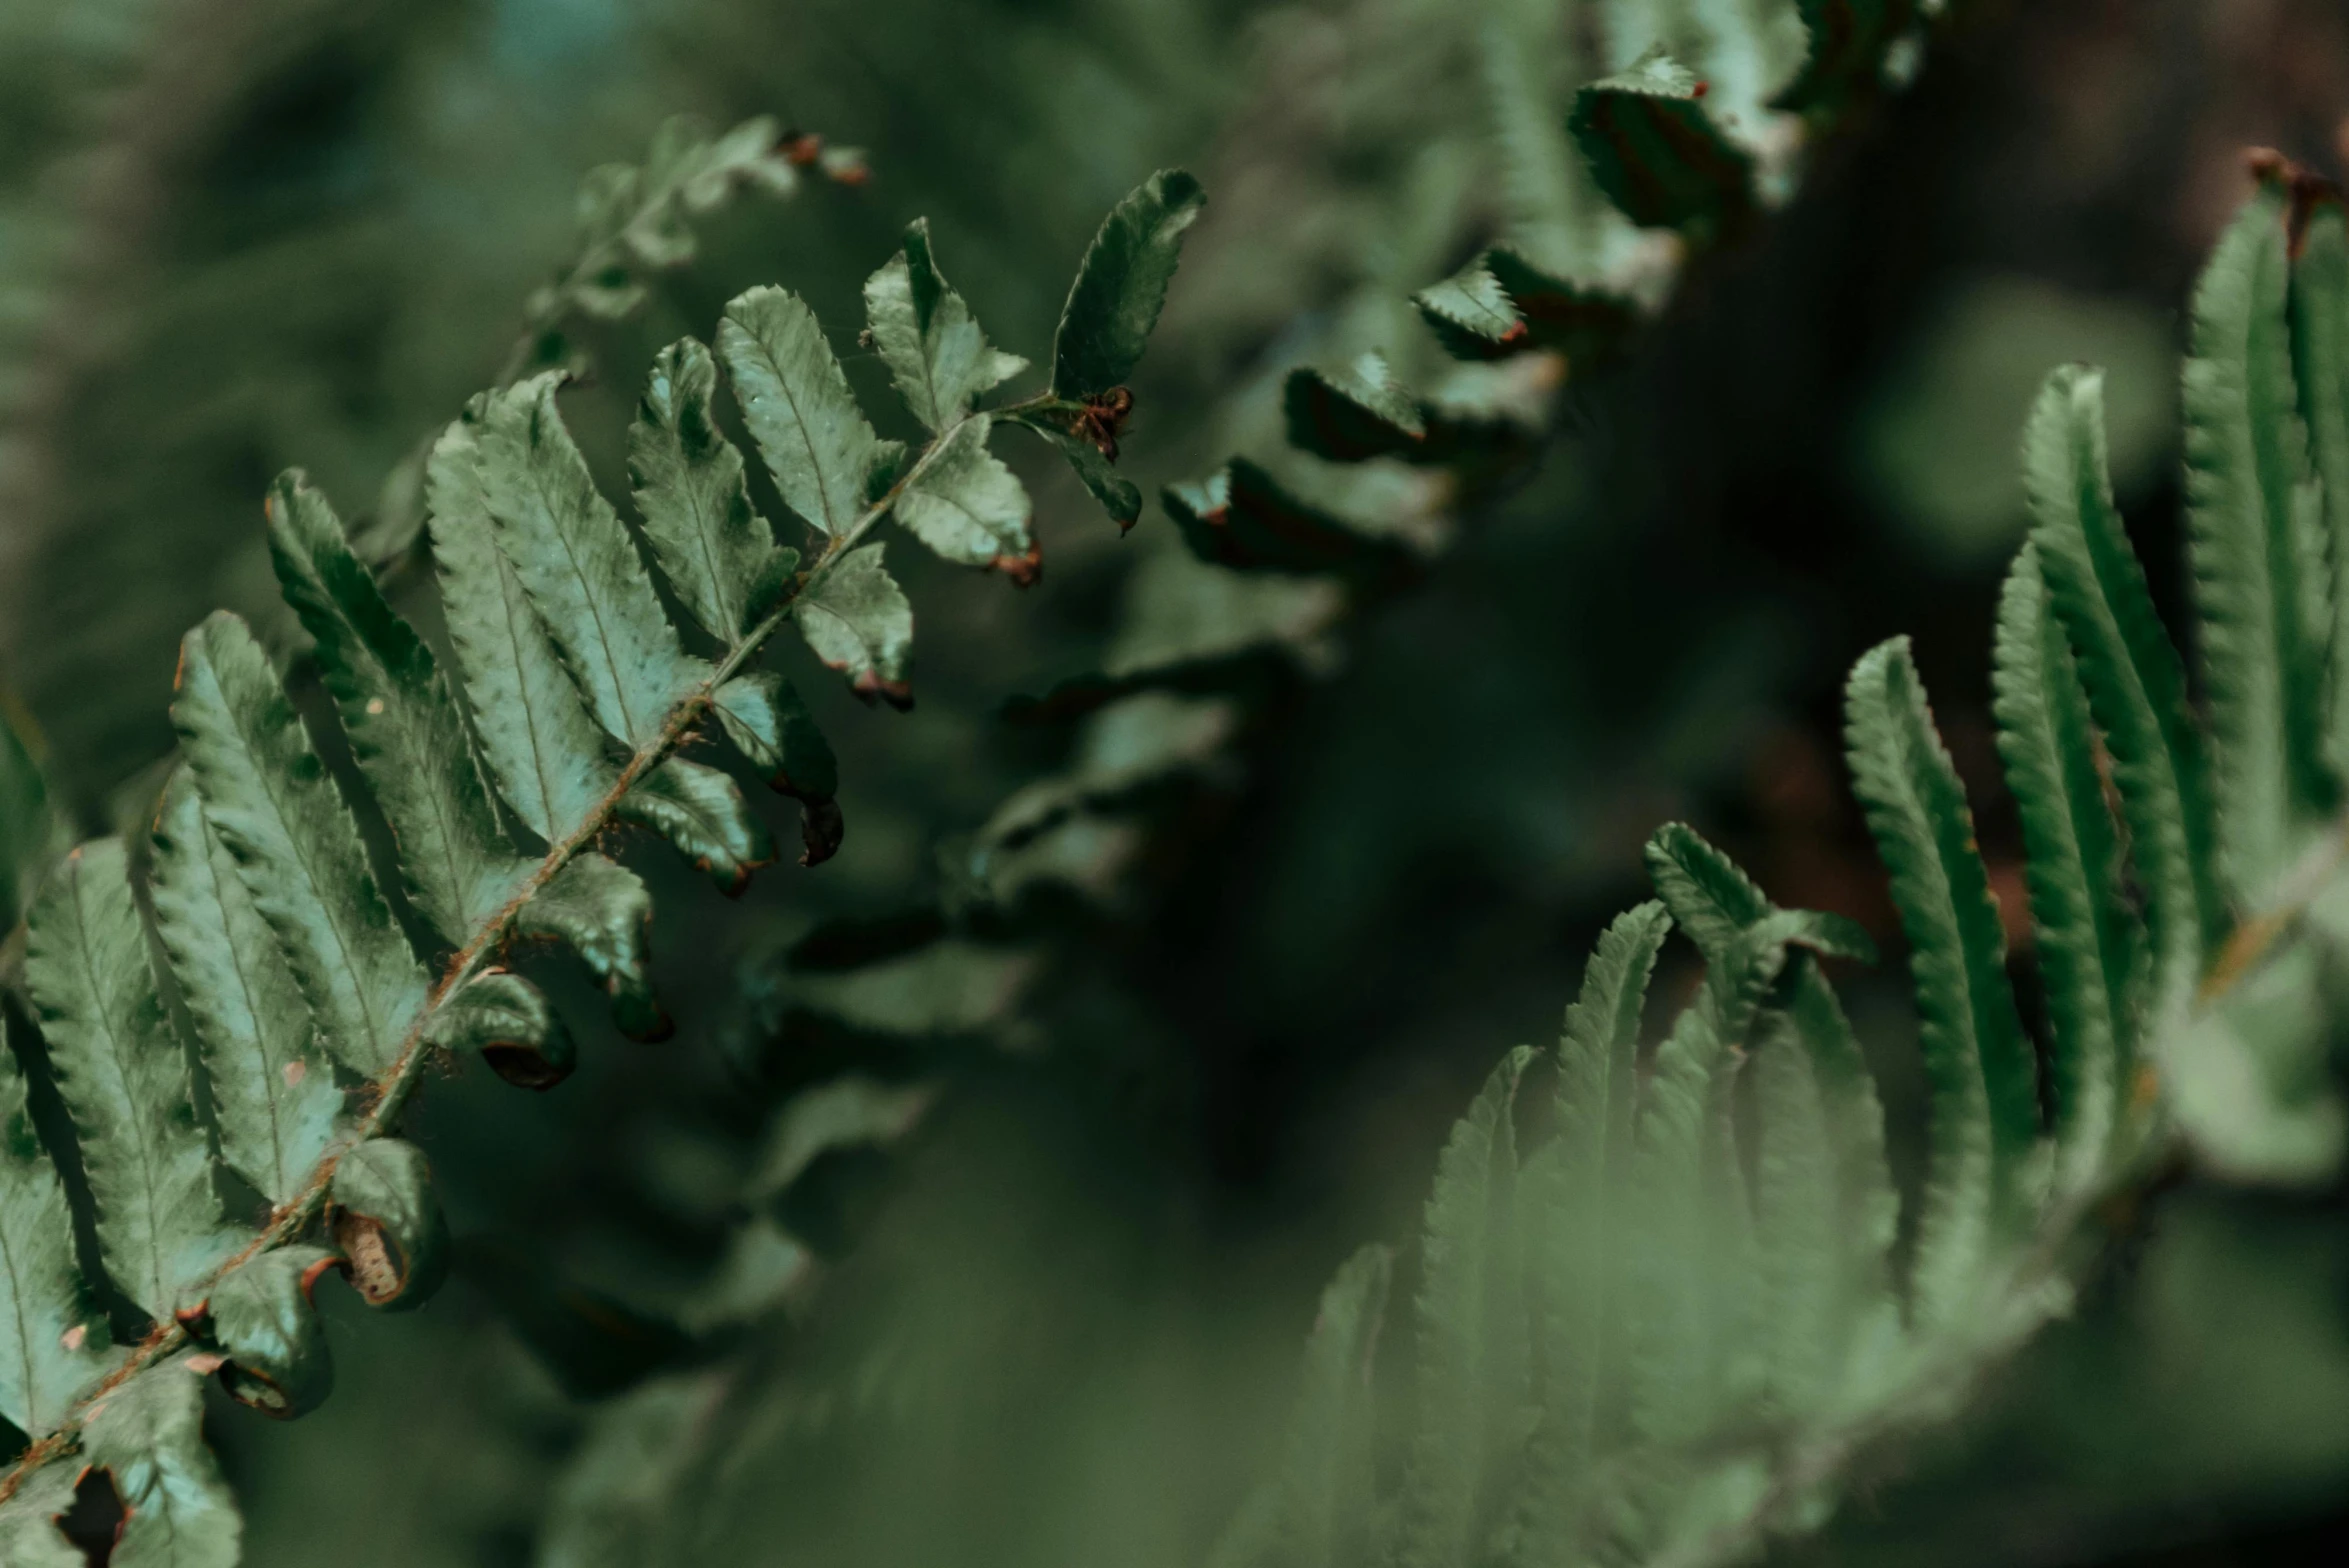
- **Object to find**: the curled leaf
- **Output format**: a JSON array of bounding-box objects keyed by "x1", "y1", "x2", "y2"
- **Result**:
[
  {"x1": 329, "y1": 1139, "x2": 450, "y2": 1311},
  {"x1": 191, "y1": 1247, "x2": 338, "y2": 1419},
  {"x1": 428, "y1": 969, "x2": 578, "y2": 1090}
]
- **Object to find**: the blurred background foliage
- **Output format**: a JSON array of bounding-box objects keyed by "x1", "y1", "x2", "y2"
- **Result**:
[{"x1": 8, "y1": 0, "x2": 2349, "y2": 1564}]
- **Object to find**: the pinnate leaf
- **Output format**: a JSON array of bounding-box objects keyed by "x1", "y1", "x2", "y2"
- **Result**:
[
  {"x1": 719, "y1": 287, "x2": 879, "y2": 538},
  {"x1": 893, "y1": 414, "x2": 1035, "y2": 575},
  {"x1": 427, "y1": 970, "x2": 577, "y2": 1091},
  {"x1": 458, "y1": 376, "x2": 710, "y2": 749},
  {"x1": 81, "y1": 1354, "x2": 242, "y2": 1567},
  {"x1": 1049, "y1": 169, "x2": 1205, "y2": 398},
  {"x1": 1991, "y1": 547, "x2": 2137, "y2": 1186},
  {"x1": 796, "y1": 543, "x2": 913, "y2": 706},
  {"x1": 24, "y1": 839, "x2": 235, "y2": 1320},
  {"x1": 864, "y1": 218, "x2": 1026, "y2": 430},
  {"x1": 1283, "y1": 353, "x2": 1426, "y2": 464},
  {"x1": 266, "y1": 471, "x2": 528, "y2": 939},
  {"x1": 2290, "y1": 194, "x2": 2349, "y2": 759},
  {"x1": 2184, "y1": 177, "x2": 2334, "y2": 896},
  {"x1": 617, "y1": 758, "x2": 777, "y2": 896},
  {"x1": 1269, "y1": 1244, "x2": 1391, "y2": 1568},
  {"x1": 629, "y1": 336, "x2": 787, "y2": 645},
  {"x1": 0, "y1": 1462, "x2": 82, "y2": 1566},
  {"x1": 82, "y1": 1352, "x2": 243, "y2": 1558},
  {"x1": 2025, "y1": 364, "x2": 2226, "y2": 1014},
  {"x1": 1414, "y1": 260, "x2": 1524, "y2": 360},
  {"x1": 149, "y1": 773, "x2": 342, "y2": 1206},
  {"x1": 518, "y1": 854, "x2": 667, "y2": 1042},
  {"x1": 429, "y1": 412, "x2": 621, "y2": 845},
  {"x1": 1017, "y1": 421, "x2": 1142, "y2": 530},
  {"x1": 0, "y1": 1019, "x2": 113, "y2": 1438},
  {"x1": 1845, "y1": 638, "x2": 2039, "y2": 1322},
  {"x1": 1568, "y1": 48, "x2": 1756, "y2": 243},
  {"x1": 1395, "y1": 1045, "x2": 1532, "y2": 1568},
  {"x1": 713, "y1": 673, "x2": 841, "y2": 866},
  {"x1": 171, "y1": 612, "x2": 430, "y2": 1078}
]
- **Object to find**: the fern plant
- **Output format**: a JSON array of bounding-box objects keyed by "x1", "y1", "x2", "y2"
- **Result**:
[
  {"x1": 514, "y1": 9, "x2": 1978, "y2": 1549},
  {"x1": 0, "y1": 161, "x2": 1202, "y2": 1559},
  {"x1": 1218, "y1": 154, "x2": 2349, "y2": 1568}
]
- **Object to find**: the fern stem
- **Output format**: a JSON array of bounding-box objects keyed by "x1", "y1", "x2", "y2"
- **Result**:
[{"x1": 0, "y1": 405, "x2": 956, "y2": 1504}]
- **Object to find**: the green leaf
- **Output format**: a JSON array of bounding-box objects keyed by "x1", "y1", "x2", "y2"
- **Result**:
[
  {"x1": 1623, "y1": 998, "x2": 1726, "y2": 1448},
  {"x1": 744, "y1": 1075, "x2": 935, "y2": 1206},
  {"x1": 1521, "y1": 901, "x2": 1668, "y2": 1550},
  {"x1": 1748, "y1": 1017, "x2": 1841, "y2": 1414},
  {"x1": 718, "y1": 286, "x2": 880, "y2": 538},
  {"x1": 1568, "y1": 47, "x2": 1756, "y2": 244},
  {"x1": 1413, "y1": 260, "x2": 1526, "y2": 360},
  {"x1": 265, "y1": 471, "x2": 529, "y2": 941},
  {"x1": 617, "y1": 757, "x2": 778, "y2": 897},
  {"x1": 1991, "y1": 547, "x2": 2140, "y2": 1188},
  {"x1": 1395, "y1": 1045, "x2": 1532, "y2": 1568},
  {"x1": 1484, "y1": 250, "x2": 1639, "y2": 371},
  {"x1": 629, "y1": 337, "x2": 785, "y2": 644},
  {"x1": 149, "y1": 772, "x2": 342, "y2": 1206},
  {"x1": 429, "y1": 410, "x2": 622, "y2": 846},
  {"x1": 425, "y1": 969, "x2": 577, "y2": 1091},
  {"x1": 892, "y1": 414, "x2": 1036, "y2": 575},
  {"x1": 608, "y1": 114, "x2": 798, "y2": 272},
  {"x1": 1774, "y1": 0, "x2": 1921, "y2": 116},
  {"x1": 1640, "y1": 823, "x2": 1898, "y2": 1321},
  {"x1": 1012, "y1": 420, "x2": 1143, "y2": 530},
  {"x1": 328, "y1": 1139, "x2": 448, "y2": 1311},
  {"x1": 1269, "y1": 1244, "x2": 1391, "y2": 1568},
  {"x1": 0, "y1": 698, "x2": 68, "y2": 932},
  {"x1": 80, "y1": 1353, "x2": 242, "y2": 1567},
  {"x1": 0, "y1": 1461, "x2": 82, "y2": 1567},
  {"x1": 1845, "y1": 638, "x2": 2040, "y2": 1322},
  {"x1": 1283, "y1": 353, "x2": 1427, "y2": 463},
  {"x1": 456, "y1": 376, "x2": 710, "y2": 749},
  {"x1": 204, "y1": 1246, "x2": 335, "y2": 1418},
  {"x1": 516, "y1": 854, "x2": 668, "y2": 1042},
  {"x1": 713, "y1": 671, "x2": 836, "y2": 801},
  {"x1": 537, "y1": 1373, "x2": 728, "y2": 1568},
  {"x1": 23, "y1": 839, "x2": 235, "y2": 1321},
  {"x1": 2025, "y1": 364, "x2": 2227, "y2": 1012},
  {"x1": 0, "y1": 1018, "x2": 113, "y2": 1438},
  {"x1": 1163, "y1": 462, "x2": 1416, "y2": 580},
  {"x1": 863, "y1": 219, "x2": 1027, "y2": 431},
  {"x1": 1049, "y1": 169, "x2": 1206, "y2": 398},
  {"x1": 171, "y1": 612, "x2": 431, "y2": 1078},
  {"x1": 2184, "y1": 178, "x2": 2335, "y2": 896},
  {"x1": 2292, "y1": 196, "x2": 2349, "y2": 765},
  {"x1": 712, "y1": 672, "x2": 842, "y2": 867},
  {"x1": 1645, "y1": 822, "x2": 1772, "y2": 958},
  {"x1": 1778, "y1": 946, "x2": 1901, "y2": 1351},
  {"x1": 796, "y1": 543, "x2": 914, "y2": 707}
]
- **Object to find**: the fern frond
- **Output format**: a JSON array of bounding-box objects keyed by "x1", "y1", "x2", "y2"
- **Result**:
[
  {"x1": 0, "y1": 167, "x2": 1202, "y2": 1546},
  {"x1": 1845, "y1": 636, "x2": 2042, "y2": 1321},
  {"x1": 2184, "y1": 172, "x2": 2336, "y2": 896},
  {"x1": 1990, "y1": 545, "x2": 2140, "y2": 1187},
  {"x1": 24, "y1": 839, "x2": 240, "y2": 1319},
  {"x1": 0, "y1": 1015, "x2": 114, "y2": 1439},
  {"x1": 2295, "y1": 189, "x2": 2349, "y2": 767},
  {"x1": 1395, "y1": 1045, "x2": 1533, "y2": 1568},
  {"x1": 1233, "y1": 156, "x2": 2349, "y2": 1568},
  {"x1": 148, "y1": 773, "x2": 341, "y2": 1205},
  {"x1": 2024, "y1": 363, "x2": 2226, "y2": 1013}
]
